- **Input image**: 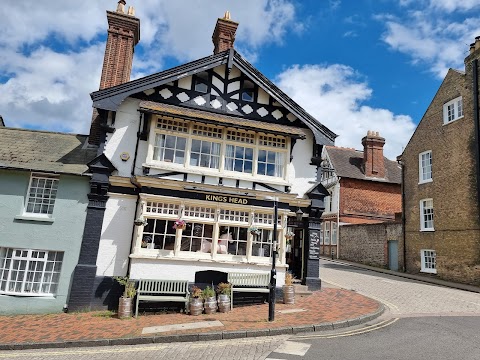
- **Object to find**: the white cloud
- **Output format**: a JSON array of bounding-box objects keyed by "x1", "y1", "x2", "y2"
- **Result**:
[
  {"x1": 275, "y1": 65, "x2": 415, "y2": 159},
  {"x1": 0, "y1": 0, "x2": 300, "y2": 133},
  {"x1": 429, "y1": 0, "x2": 480, "y2": 12},
  {"x1": 379, "y1": 8, "x2": 480, "y2": 78}
]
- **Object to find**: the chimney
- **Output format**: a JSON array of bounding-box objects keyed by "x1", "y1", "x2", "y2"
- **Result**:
[
  {"x1": 89, "y1": 0, "x2": 141, "y2": 145},
  {"x1": 99, "y1": 0, "x2": 140, "y2": 89},
  {"x1": 212, "y1": 11, "x2": 239, "y2": 54},
  {"x1": 362, "y1": 131, "x2": 386, "y2": 178}
]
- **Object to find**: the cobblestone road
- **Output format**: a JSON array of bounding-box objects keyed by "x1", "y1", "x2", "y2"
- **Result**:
[
  {"x1": 321, "y1": 260, "x2": 480, "y2": 317},
  {"x1": 0, "y1": 336, "x2": 289, "y2": 360}
]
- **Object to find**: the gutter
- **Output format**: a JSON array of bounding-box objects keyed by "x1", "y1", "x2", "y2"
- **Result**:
[{"x1": 397, "y1": 158, "x2": 407, "y2": 272}]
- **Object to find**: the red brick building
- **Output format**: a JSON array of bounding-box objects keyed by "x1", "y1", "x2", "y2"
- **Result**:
[{"x1": 319, "y1": 131, "x2": 402, "y2": 257}]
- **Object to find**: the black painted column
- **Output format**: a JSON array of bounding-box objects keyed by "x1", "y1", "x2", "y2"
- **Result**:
[
  {"x1": 68, "y1": 154, "x2": 115, "y2": 311},
  {"x1": 305, "y1": 218, "x2": 322, "y2": 290}
]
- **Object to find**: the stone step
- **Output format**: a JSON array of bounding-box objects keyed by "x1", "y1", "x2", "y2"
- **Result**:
[{"x1": 293, "y1": 284, "x2": 313, "y2": 296}]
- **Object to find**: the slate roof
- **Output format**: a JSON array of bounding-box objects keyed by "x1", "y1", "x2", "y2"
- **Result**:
[
  {"x1": 326, "y1": 146, "x2": 401, "y2": 184},
  {"x1": 91, "y1": 49, "x2": 336, "y2": 146},
  {"x1": 140, "y1": 101, "x2": 308, "y2": 138},
  {"x1": 0, "y1": 127, "x2": 97, "y2": 175}
]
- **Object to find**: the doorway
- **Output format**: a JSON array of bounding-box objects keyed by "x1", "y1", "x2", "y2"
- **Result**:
[
  {"x1": 287, "y1": 229, "x2": 304, "y2": 280},
  {"x1": 388, "y1": 240, "x2": 399, "y2": 271}
]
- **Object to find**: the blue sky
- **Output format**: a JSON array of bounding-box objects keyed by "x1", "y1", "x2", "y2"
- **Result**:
[{"x1": 1, "y1": 0, "x2": 480, "y2": 159}]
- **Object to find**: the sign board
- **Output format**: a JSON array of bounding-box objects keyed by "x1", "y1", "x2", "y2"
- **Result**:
[
  {"x1": 202, "y1": 194, "x2": 250, "y2": 205},
  {"x1": 308, "y1": 230, "x2": 320, "y2": 260}
]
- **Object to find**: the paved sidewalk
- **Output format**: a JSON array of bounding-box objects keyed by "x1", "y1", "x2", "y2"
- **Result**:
[{"x1": 0, "y1": 288, "x2": 383, "y2": 350}]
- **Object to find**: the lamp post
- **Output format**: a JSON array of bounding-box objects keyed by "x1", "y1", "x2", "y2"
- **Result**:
[{"x1": 268, "y1": 198, "x2": 278, "y2": 322}]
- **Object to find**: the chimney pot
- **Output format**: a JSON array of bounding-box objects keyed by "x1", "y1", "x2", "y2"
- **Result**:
[
  {"x1": 117, "y1": 0, "x2": 126, "y2": 13},
  {"x1": 224, "y1": 11, "x2": 231, "y2": 20},
  {"x1": 470, "y1": 43, "x2": 476, "y2": 55},
  {"x1": 127, "y1": 6, "x2": 135, "y2": 16},
  {"x1": 475, "y1": 37, "x2": 480, "y2": 51}
]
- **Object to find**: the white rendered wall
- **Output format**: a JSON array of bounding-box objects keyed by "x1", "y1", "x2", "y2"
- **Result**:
[
  {"x1": 129, "y1": 258, "x2": 286, "y2": 286},
  {"x1": 288, "y1": 132, "x2": 317, "y2": 198},
  {"x1": 104, "y1": 98, "x2": 141, "y2": 178},
  {"x1": 96, "y1": 195, "x2": 137, "y2": 276}
]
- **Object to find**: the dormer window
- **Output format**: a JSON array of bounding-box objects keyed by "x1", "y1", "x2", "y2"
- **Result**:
[
  {"x1": 242, "y1": 80, "x2": 254, "y2": 102},
  {"x1": 194, "y1": 72, "x2": 208, "y2": 93}
]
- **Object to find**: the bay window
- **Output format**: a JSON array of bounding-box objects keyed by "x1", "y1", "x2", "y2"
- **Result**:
[
  {"x1": 137, "y1": 198, "x2": 286, "y2": 263},
  {"x1": 147, "y1": 116, "x2": 289, "y2": 179}
]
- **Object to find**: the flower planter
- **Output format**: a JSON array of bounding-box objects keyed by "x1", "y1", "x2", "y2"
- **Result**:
[
  {"x1": 204, "y1": 296, "x2": 217, "y2": 314},
  {"x1": 118, "y1": 297, "x2": 133, "y2": 319},
  {"x1": 189, "y1": 298, "x2": 203, "y2": 315},
  {"x1": 282, "y1": 285, "x2": 295, "y2": 304},
  {"x1": 217, "y1": 294, "x2": 231, "y2": 313}
]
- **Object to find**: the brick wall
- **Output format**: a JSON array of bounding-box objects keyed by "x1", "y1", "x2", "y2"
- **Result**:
[
  {"x1": 339, "y1": 178, "x2": 401, "y2": 223},
  {"x1": 402, "y1": 52, "x2": 480, "y2": 286},
  {"x1": 338, "y1": 222, "x2": 403, "y2": 269}
]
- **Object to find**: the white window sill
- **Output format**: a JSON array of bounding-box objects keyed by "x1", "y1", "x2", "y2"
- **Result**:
[
  {"x1": 0, "y1": 292, "x2": 56, "y2": 298},
  {"x1": 420, "y1": 269, "x2": 437, "y2": 274},
  {"x1": 130, "y1": 252, "x2": 287, "y2": 268},
  {"x1": 420, "y1": 228, "x2": 435, "y2": 232},
  {"x1": 418, "y1": 179, "x2": 433, "y2": 185},
  {"x1": 443, "y1": 115, "x2": 464, "y2": 125},
  {"x1": 14, "y1": 215, "x2": 55, "y2": 223}
]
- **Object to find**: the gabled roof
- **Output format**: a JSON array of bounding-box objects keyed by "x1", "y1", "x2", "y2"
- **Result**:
[
  {"x1": 91, "y1": 49, "x2": 336, "y2": 145},
  {"x1": 0, "y1": 127, "x2": 97, "y2": 175},
  {"x1": 326, "y1": 146, "x2": 401, "y2": 184}
]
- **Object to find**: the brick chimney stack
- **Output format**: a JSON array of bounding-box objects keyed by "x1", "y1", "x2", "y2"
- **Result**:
[
  {"x1": 212, "y1": 11, "x2": 239, "y2": 54},
  {"x1": 89, "y1": 1, "x2": 140, "y2": 145},
  {"x1": 99, "y1": 0, "x2": 140, "y2": 89},
  {"x1": 362, "y1": 131, "x2": 386, "y2": 178}
]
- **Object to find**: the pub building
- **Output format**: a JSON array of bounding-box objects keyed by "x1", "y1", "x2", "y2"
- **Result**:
[{"x1": 68, "y1": 2, "x2": 337, "y2": 310}]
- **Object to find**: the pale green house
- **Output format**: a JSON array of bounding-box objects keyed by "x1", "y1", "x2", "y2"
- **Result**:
[{"x1": 0, "y1": 127, "x2": 96, "y2": 314}]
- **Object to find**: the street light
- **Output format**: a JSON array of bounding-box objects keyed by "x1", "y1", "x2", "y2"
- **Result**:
[{"x1": 265, "y1": 196, "x2": 278, "y2": 322}]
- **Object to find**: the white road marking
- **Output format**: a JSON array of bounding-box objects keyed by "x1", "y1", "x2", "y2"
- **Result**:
[{"x1": 273, "y1": 340, "x2": 311, "y2": 356}]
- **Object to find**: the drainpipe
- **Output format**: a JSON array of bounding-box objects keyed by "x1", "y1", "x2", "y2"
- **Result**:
[
  {"x1": 336, "y1": 178, "x2": 341, "y2": 259},
  {"x1": 473, "y1": 59, "x2": 480, "y2": 216},
  {"x1": 127, "y1": 112, "x2": 144, "y2": 275},
  {"x1": 398, "y1": 158, "x2": 406, "y2": 272}
]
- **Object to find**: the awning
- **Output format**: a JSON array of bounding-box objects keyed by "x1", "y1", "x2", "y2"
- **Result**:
[{"x1": 138, "y1": 100, "x2": 308, "y2": 139}]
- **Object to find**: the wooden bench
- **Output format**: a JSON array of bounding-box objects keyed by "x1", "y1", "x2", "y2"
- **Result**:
[
  {"x1": 227, "y1": 272, "x2": 270, "y2": 309},
  {"x1": 135, "y1": 279, "x2": 190, "y2": 317}
]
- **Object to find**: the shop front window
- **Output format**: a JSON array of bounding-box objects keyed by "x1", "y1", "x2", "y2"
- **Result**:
[
  {"x1": 142, "y1": 219, "x2": 176, "y2": 250},
  {"x1": 252, "y1": 229, "x2": 274, "y2": 258},
  {"x1": 181, "y1": 222, "x2": 214, "y2": 252},
  {"x1": 219, "y1": 226, "x2": 248, "y2": 255}
]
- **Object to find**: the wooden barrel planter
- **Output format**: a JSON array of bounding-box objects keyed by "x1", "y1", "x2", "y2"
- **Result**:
[
  {"x1": 189, "y1": 298, "x2": 203, "y2": 315},
  {"x1": 204, "y1": 296, "x2": 217, "y2": 314},
  {"x1": 118, "y1": 297, "x2": 133, "y2": 319},
  {"x1": 217, "y1": 294, "x2": 231, "y2": 313},
  {"x1": 283, "y1": 285, "x2": 295, "y2": 304}
]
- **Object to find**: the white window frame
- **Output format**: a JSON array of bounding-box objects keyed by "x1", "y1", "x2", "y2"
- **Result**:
[
  {"x1": 443, "y1": 96, "x2": 464, "y2": 124},
  {"x1": 331, "y1": 223, "x2": 337, "y2": 245},
  {"x1": 420, "y1": 198, "x2": 434, "y2": 231},
  {"x1": 136, "y1": 197, "x2": 288, "y2": 264},
  {"x1": 0, "y1": 248, "x2": 63, "y2": 297},
  {"x1": 418, "y1": 150, "x2": 432, "y2": 184},
  {"x1": 420, "y1": 249, "x2": 437, "y2": 274},
  {"x1": 324, "y1": 221, "x2": 331, "y2": 245},
  {"x1": 146, "y1": 116, "x2": 289, "y2": 182},
  {"x1": 21, "y1": 173, "x2": 59, "y2": 221}
]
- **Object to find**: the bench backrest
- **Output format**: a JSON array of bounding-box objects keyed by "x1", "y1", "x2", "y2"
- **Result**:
[
  {"x1": 228, "y1": 272, "x2": 270, "y2": 287},
  {"x1": 137, "y1": 279, "x2": 189, "y2": 295}
]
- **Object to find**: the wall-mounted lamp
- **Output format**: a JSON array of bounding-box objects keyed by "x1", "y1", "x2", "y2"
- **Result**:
[{"x1": 296, "y1": 208, "x2": 304, "y2": 222}]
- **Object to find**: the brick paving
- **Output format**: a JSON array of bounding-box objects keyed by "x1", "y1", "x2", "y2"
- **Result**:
[{"x1": 0, "y1": 288, "x2": 380, "y2": 346}]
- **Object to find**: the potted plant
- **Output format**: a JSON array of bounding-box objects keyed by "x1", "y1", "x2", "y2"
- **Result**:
[
  {"x1": 173, "y1": 219, "x2": 187, "y2": 230},
  {"x1": 216, "y1": 282, "x2": 231, "y2": 313},
  {"x1": 189, "y1": 286, "x2": 203, "y2": 315},
  {"x1": 283, "y1": 272, "x2": 295, "y2": 304},
  {"x1": 249, "y1": 226, "x2": 261, "y2": 236},
  {"x1": 202, "y1": 286, "x2": 217, "y2": 314},
  {"x1": 285, "y1": 231, "x2": 294, "y2": 240},
  {"x1": 114, "y1": 276, "x2": 136, "y2": 319}
]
